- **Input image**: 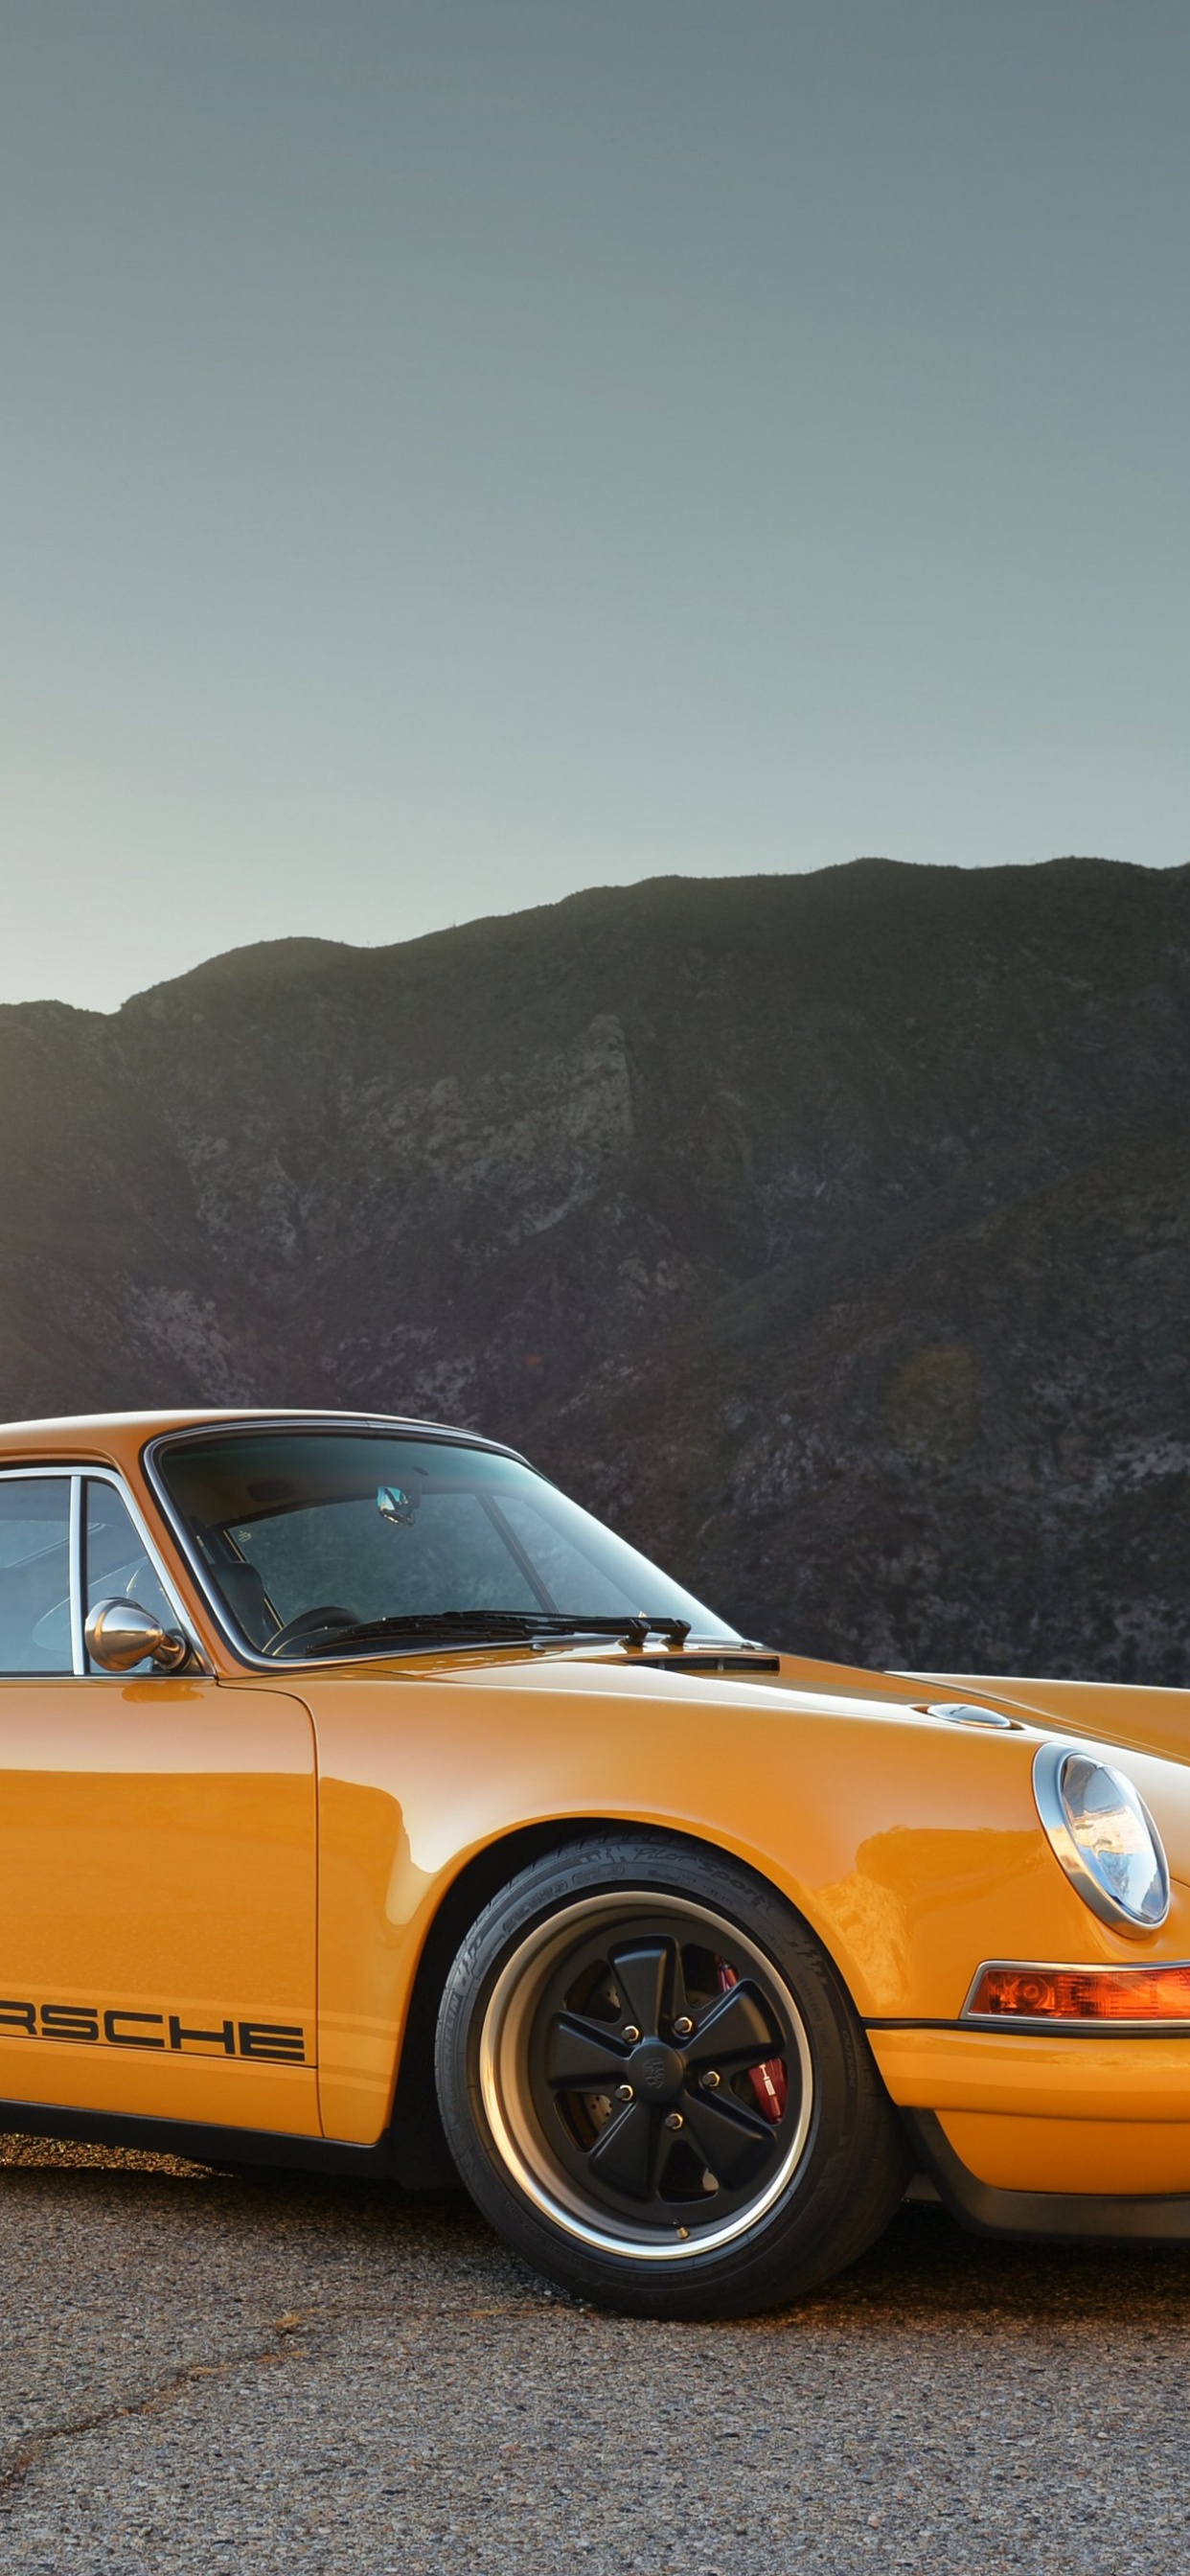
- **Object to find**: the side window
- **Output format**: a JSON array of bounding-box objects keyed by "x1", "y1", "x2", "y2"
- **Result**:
[
  {"x1": 0, "y1": 1480, "x2": 73, "y2": 1675},
  {"x1": 84, "y1": 1482, "x2": 175, "y2": 1676}
]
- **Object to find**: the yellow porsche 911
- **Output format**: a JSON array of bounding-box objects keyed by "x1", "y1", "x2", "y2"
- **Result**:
[{"x1": 1, "y1": 1407, "x2": 1188, "y2": 2318}]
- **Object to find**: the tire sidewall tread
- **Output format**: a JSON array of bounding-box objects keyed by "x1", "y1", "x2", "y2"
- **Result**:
[{"x1": 435, "y1": 1831, "x2": 908, "y2": 2319}]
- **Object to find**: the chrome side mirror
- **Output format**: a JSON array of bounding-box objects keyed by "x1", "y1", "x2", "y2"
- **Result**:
[{"x1": 84, "y1": 1598, "x2": 190, "y2": 1674}]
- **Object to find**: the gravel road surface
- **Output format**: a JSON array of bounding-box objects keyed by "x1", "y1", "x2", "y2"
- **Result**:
[{"x1": 0, "y1": 2135, "x2": 1187, "y2": 2573}]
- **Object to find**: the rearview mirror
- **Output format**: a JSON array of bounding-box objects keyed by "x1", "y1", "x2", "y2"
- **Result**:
[{"x1": 84, "y1": 1598, "x2": 189, "y2": 1674}]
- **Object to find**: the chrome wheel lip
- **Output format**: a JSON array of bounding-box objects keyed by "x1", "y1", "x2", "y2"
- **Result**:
[{"x1": 478, "y1": 1889, "x2": 814, "y2": 2265}]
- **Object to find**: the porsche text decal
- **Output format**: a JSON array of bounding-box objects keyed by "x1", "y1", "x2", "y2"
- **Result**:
[{"x1": 0, "y1": 1999, "x2": 306, "y2": 2062}]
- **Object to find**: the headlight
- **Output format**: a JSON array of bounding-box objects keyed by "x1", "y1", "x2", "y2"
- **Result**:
[{"x1": 1033, "y1": 1741, "x2": 1170, "y2": 1937}]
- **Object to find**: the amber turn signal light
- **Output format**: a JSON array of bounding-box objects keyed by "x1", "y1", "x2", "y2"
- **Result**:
[{"x1": 967, "y1": 1963, "x2": 1190, "y2": 2024}]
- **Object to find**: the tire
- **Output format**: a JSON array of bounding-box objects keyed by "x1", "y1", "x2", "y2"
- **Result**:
[{"x1": 434, "y1": 1831, "x2": 910, "y2": 2319}]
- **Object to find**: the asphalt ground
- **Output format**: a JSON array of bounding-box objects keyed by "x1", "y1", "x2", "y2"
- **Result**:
[{"x1": 0, "y1": 2136, "x2": 1186, "y2": 2573}]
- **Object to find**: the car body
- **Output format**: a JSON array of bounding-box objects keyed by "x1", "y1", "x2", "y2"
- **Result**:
[{"x1": 3, "y1": 1404, "x2": 1190, "y2": 2315}]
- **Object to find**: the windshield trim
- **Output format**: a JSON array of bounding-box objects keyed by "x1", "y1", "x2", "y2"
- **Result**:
[{"x1": 142, "y1": 1414, "x2": 537, "y2": 1670}]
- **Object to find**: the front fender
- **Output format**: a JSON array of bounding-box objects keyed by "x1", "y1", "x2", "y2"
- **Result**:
[{"x1": 286, "y1": 1659, "x2": 1190, "y2": 2143}]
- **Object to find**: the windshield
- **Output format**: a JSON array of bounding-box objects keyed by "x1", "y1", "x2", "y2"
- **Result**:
[{"x1": 155, "y1": 1430, "x2": 739, "y2": 1657}]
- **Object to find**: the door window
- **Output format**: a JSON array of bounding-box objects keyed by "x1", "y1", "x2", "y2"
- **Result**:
[
  {"x1": 84, "y1": 1482, "x2": 176, "y2": 1675},
  {"x1": 0, "y1": 1481, "x2": 72, "y2": 1674}
]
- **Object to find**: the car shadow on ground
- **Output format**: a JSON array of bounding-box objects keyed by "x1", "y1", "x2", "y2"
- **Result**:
[{"x1": 3, "y1": 2133, "x2": 1188, "y2": 2334}]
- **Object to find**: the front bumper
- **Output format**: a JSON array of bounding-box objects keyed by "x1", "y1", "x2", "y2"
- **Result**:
[{"x1": 873, "y1": 2026, "x2": 1190, "y2": 2230}]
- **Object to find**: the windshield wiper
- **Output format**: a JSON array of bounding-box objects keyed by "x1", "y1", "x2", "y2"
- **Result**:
[{"x1": 275, "y1": 1609, "x2": 701, "y2": 1655}]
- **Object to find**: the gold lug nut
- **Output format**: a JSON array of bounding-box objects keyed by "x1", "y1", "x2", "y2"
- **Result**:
[
  {"x1": 665, "y1": 2111, "x2": 684, "y2": 2131},
  {"x1": 622, "y1": 2025, "x2": 641, "y2": 2043},
  {"x1": 704, "y1": 2071, "x2": 721, "y2": 2089},
  {"x1": 673, "y1": 2016, "x2": 694, "y2": 2038},
  {"x1": 616, "y1": 2083, "x2": 634, "y2": 2102}
]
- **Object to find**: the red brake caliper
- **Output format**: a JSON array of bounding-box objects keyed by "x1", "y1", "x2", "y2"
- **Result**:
[{"x1": 716, "y1": 1961, "x2": 789, "y2": 2121}]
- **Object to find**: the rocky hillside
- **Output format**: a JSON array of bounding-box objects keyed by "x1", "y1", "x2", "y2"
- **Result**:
[{"x1": 2, "y1": 858, "x2": 1188, "y2": 1681}]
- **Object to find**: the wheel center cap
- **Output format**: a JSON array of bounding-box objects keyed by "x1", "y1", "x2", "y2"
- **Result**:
[{"x1": 629, "y1": 2040, "x2": 684, "y2": 2102}]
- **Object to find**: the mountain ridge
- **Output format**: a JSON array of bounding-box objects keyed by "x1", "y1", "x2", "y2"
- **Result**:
[{"x1": 2, "y1": 857, "x2": 1187, "y2": 1680}]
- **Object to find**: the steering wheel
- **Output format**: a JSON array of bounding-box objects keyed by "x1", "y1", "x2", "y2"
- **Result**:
[{"x1": 263, "y1": 1605, "x2": 358, "y2": 1657}]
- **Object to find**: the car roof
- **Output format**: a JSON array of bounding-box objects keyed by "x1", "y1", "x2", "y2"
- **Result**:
[{"x1": 0, "y1": 1408, "x2": 526, "y2": 1470}]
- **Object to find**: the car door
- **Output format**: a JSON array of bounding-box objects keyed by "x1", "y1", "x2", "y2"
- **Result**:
[{"x1": 0, "y1": 1466, "x2": 319, "y2": 2136}]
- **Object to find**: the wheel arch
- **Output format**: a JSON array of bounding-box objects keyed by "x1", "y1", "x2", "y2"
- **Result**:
[{"x1": 383, "y1": 1812, "x2": 856, "y2": 2187}]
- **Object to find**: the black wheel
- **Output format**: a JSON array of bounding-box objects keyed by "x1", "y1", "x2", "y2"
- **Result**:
[{"x1": 435, "y1": 1833, "x2": 910, "y2": 2318}]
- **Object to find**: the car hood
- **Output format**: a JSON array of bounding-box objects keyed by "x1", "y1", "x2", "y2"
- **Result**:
[
  {"x1": 278, "y1": 1636, "x2": 1190, "y2": 1774},
  {"x1": 904, "y1": 1669, "x2": 1190, "y2": 1772},
  {"x1": 278, "y1": 1638, "x2": 1190, "y2": 1892}
]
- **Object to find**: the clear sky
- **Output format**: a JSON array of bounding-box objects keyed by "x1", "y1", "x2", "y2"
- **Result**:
[{"x1": 2, "y1": 0, "x2": 1187, "y2": 1009}]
